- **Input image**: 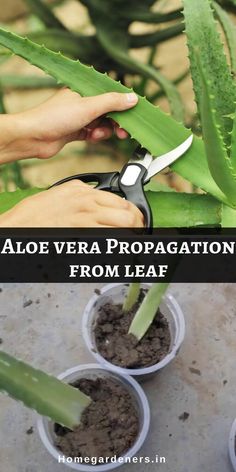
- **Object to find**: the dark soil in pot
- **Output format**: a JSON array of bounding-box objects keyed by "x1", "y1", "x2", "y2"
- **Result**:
[
  {"x1": 54, "y1": 377, "x2": 139, "y2": 462},
  {"x1": 94, "y1": 290, "x2": 171, "y2": 369}
]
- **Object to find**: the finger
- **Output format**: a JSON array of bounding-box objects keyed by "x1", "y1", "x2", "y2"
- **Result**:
[
  {"x1": 65, "y1": 123, "x2": 110, "y2": 142},
  {"x1": 56, "y1": 180, "x2": 93, "y2": 192},
  {"x1": 72, "y1": 125, "x2": 126, "y2": 143},
  {"x1": 110, "y1": 120, "x2": 128, "y2": 139},
  {"x1": 83, "y1": 118, "x2": 113, "y2": 141},
  {"x1": 73, "y1": 219, "x2": 118, "y2": 228},
  {"x1": 80, "y1": 92, "x2": 138, "y2": 125},
  {"x1": 80, "y1": 188, "x2": 144, "y2": 225},
  {"x1": 115, "y1": 127, "x2": 129, "y2": 139},
  {"x1": 95, "y1": 208, "x2": 143, "y2": 227},
  {"x1": 94, "y1": 190, "x2": 130, "y2": 209},
  {"x1": 89, "y1": 126, "x2": 113, "y2": 142},
  {"x1": 68, "y1": 118, "x2": 128, "y2": 143},
  {"x1": 72, "y1": 194, "x2": 129, "y2": 216},
  {"x1": 70, "y1": 214, "x2": 114, "y2": 228},
  {"x1": 83, "y1": 118, "x2": 104, "y2": 131},
  {"x1": 126, "y1": 201, "x2": 145, "y2": 227}
]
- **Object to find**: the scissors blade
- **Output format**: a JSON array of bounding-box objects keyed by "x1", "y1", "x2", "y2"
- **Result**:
[{"x1": 144, "y1": 134, "x2": 193, "y2": 182}]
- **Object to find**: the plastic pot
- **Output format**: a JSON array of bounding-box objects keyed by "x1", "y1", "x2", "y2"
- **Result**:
[
  {"x1": 229, "y1": 419, "x2": 236, "y2": 471},
  {"x1": 37, "y1": 363, "x2": 150, "y2": 471},
  {"x1": 82, "y1": 283, "x2": 185, "y2": 380}
]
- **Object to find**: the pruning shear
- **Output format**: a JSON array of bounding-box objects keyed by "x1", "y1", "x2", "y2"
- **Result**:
[{"x1": 51, "y1": 135, "x2": 193, "y2": 229}]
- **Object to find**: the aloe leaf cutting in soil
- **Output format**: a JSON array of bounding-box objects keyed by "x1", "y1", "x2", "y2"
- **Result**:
[{"x1": 0, "y1": 351, "x2": 91, "y2": 429}]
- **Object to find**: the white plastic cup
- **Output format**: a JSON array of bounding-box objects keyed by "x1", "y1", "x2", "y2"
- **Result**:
[
  {"x1": 229, "y1": 419, "x2": 236, "y2": 471},
  {"x1": 37, "y1": 363, "x2": 150, "y2": 472},
  {"x1": 82, "y1": 283, "x2": 185, "y2": 379}
]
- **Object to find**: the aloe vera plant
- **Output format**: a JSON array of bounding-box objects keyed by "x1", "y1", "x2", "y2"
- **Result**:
[
  {"x1": 122, "y1": 282, "x2": 169, "y2": 341},
  {"x1": 20, "y1": 0, "x2": 186, "y2": 119},
  {"x1": 2, "y1": 0, "x2": 236, "y2": 450},
  {"x1": 18, "y1": 0, "x2": 235, "y2": 115},
  {"x1": 0, "y1": 350, "x2": 91, "y2": 429}
]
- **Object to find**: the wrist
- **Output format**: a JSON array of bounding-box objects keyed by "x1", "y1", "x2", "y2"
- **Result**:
[{"x1": 0, "y1": 113, "x2": 37, "y2": 164}]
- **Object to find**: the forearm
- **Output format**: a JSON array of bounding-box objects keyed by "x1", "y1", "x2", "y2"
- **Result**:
[{"x1": 0, "y1": 113, "x2": 34, "y2": 164}]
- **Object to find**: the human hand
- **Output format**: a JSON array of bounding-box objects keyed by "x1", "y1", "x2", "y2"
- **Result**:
[
  {"x1": 0, "y1": 181, "x2": 144, "y2": 228},
  {"x1": 0, "y1": 89, "x2": 138, "y2": 163}
]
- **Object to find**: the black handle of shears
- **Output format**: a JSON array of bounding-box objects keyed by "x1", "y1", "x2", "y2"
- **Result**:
[{"x1": 50, "y1": 172, "x2": 118, "y2": 191}]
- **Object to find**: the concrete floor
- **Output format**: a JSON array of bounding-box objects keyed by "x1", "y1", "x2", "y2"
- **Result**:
[{"x1": 0, "y1": 283, "x2": 235, "y2": 472}]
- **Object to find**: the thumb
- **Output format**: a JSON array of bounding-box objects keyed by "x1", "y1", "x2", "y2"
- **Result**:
[{"x1": 79, "y1": 92, "x2": 138, "y2": 124}]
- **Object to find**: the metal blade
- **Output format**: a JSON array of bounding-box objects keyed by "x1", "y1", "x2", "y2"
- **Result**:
[{"x1": 144, "y1": 134, "x2": 193, "y2": 182}]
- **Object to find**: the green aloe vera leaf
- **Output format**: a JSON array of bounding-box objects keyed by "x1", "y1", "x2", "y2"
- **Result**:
[
  {"x1": 28, "y1": 30, "x2": 113, "y2": 72},
  {"x1": 123, "y1": 7, "x2": 183, "y2": 23},
  {"x1": 0, "y1": 50, "x2": 12, "y2": 58},
  {"x1": 79, "y1": 0, "x2": 155, "y2": 18},
  {"x1": 128, "y1": 283, "x2": 169, "y2": 341},
  {"x1": 6, "y1": 162, "x2": 27, "y2": 189},
  {"x1": 0, "y1": 54, "x2": 11, "y2": 68},
  {"x1": 183, "y1": 0, "x2": 236, "y2": 147},
  {"x1": 146, "y1": 191, "x2": 222, "y2": 227},
  {"x1": 24, "y1": 0, "x2": 66, "y2": 30},
  {"x1": 213, "y1": 2, "x2": 236, "y2": 74},
  {"x1": 1, "y1": 167, "x2": 10, "y2": 192},
  {"x1": 0, "y1": 86, "x2": 5, "y2": 114},
  {"x1": 129, "y1": 23, "x2": 185, "y2": 48},
  {"x1": 220, "y1": 0, "x2": 236, "y2": 11},
  {"x1": 149, "y1": 68, "x2": 190, "y2": 103},
  {"x1": 0, "y1": 75, "x2": 58, "y2": 89},
  {"x1": 145, "y1": 181, "x2": 176, "y2": 192},
  {"x1": 123, "y1": 283, "x2": 141, "y2": 312},
  {"x1": 170, "y1": 138, "x2": 226, "y2": 205},
  {"x1": 28, "y1": 30, "x2": 99, "y2": 62},
  {"x1": 222, "y1": 203, "x2": 236, "y2": 225},
  {"x1": 196, "y1": 52, "x2": 236, "y2": 205},
  {"x1": 0, "y1": 27, "x2": 228, "y2": 204},
  {"x1": 95, "y1": 23, "x2": 184, "y2": 121},
  {"x1": 0, "y1": 351, "x2": 91, "y2": 429},
  {"x1": 230, "y1": 110, "x2": 236, "y2": 172},
  {"x1": 90, "y1": 11, "x2": 184, "y2": 122},
  {"x1": 111, "y1": 53, "x2": 185, "y2": 122},
  {"x1": 135, "y1": 45, "x2": 157, "y2": 96},
  {"x1": 82, "y1": 5, "x2": 184, "y2": 119}
]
